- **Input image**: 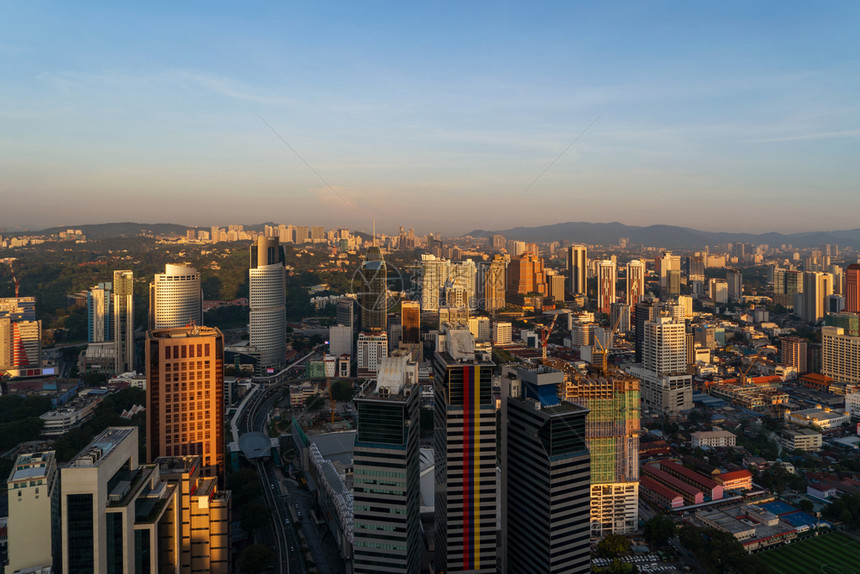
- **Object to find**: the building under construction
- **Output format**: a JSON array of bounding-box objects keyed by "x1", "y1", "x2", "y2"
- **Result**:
[{"x1": 545, "y1": 357, "x2": 641, "y2": 536}]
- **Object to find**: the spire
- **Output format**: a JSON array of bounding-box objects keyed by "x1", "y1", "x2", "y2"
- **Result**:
[{"x1": 373, "y1": 219, "x2": 377, "y2": 247}]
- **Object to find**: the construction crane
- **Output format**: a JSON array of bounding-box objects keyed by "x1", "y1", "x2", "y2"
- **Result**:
[
  {"x1": 540, "y1": 313, "x2": 559, "y2": 361},
  {"x1": 738, "y1": 352, "x2": 765, "y2": 386},
  {"x1": 592, "y1": 311, "x2": 623, "y2": 373}
]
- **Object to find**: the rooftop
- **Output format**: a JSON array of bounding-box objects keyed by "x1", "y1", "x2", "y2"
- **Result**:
[
  {"x1": 149, "y1": 325, "x2": 222, "y2": 339},
  {"x1": 68, "y1": 427, "x2": 135, "y2": 467}
]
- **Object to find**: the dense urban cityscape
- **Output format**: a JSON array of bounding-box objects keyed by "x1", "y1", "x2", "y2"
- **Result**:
[{"x1": 1, "y1": 221, "x2": 860, "y2": 573}]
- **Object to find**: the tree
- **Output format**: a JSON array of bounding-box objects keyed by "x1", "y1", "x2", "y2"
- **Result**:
[
  {"x1": 597, "y1": 533, "x2": 630, "y2": 558},
  {"x1": 799, "y1": 498, "x2": 814, "y2": 513},
  {"x1": 306, "y1": 395, "x2": 325, "y2": 411},
  {"x1": 643, "y1": 515, "x2": 676, "y2": 547},
  {"x1": 240, "y1": 544, "x2": 275, "y2": 574},
  {"x1": 331, "y1": 379, "x2": 354, "y2": 402},
  {"x1": 241, "y1": 501, "x2": 272, "y2": 534}
]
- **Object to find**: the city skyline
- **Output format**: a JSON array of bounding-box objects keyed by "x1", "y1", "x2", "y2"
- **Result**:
[{"x1": 2, "y1": 2, "x2": 859, "y2": 233}]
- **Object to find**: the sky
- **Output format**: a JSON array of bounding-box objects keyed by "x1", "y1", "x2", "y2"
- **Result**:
[{"x1": 1, "y1": 1, "x2": 858, "y2": 236}]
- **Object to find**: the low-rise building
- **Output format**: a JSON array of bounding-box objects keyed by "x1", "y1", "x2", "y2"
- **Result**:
[
  {"x1": 784, "y1": 406, "x2": 850, "y2": 430},
  {"x1": 691, "y1": 429, "x2": 736, "y2": 448},
  {"x1": 39, "y1": 396, "x2": 101, "y2": 437},
  {"x1": 715, "y1": 469, "x2": 753, "y2": 491},
  {"x1": 780, "y1": 428, "x2": 822, "y2": 452}
]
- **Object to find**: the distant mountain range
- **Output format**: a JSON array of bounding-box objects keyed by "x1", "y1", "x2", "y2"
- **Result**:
[{"x1": 467, "y1": 221, "x2": 860, "y2": 249}]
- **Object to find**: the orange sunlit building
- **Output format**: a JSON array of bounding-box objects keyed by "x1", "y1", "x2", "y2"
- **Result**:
[
  {"x1": 506, "y1": 252, "x2": 546, "y2": 303},
  {"x1": 146, "y1": 325, "x2": 225, "y2": 483}
]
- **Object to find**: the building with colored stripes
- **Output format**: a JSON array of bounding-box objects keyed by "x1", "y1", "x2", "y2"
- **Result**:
[{"x1": 434, "y1": 351, "x2": 497, "y2": 573}]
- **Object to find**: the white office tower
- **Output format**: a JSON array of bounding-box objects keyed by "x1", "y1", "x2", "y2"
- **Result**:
[
  {"x1": 638, "y1": 316, "x2": 692, "y2": 414},
  {"x1": 568, "y1": 244, "x2": 588, "y2": 296},
  {"x1": 7, "y1": 451, "x2": 60, "y2": 573},
  {"x1": 149, "y1": 264, "x2": 203, "y2": 330},
  {"x1": 329, "y1": 324, "x2": 353, "y2": 357},
  {"x1": 626, "y1": 260, "x2": 646, "y2": 306},
  {"x1": 249, "y1": 237, "x2": 287, "y2": 374},
  {"x1": 420, "y1": 255, "x2": 478, "y2": 311}
]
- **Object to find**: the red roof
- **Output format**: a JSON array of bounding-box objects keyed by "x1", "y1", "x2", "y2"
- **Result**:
[
  {"x1": 719, "y1": 469, "x2": 752, "y2": 481},
  {"x1": 642, "y1": 465, "x2": 703, "y2": 498},
  {"x1": 640, "y1": 476, "x2": 684, "y2": 503},
  {"x1": 660, "y1": 460, "x2": 721, "y2": 490}
]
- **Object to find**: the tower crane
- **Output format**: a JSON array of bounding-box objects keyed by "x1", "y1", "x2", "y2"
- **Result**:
[
  {"x1": 540, "y1": 313, "x2": 559, "y2": 361},
  {"x1": 4, "y1": 259, "x2": 19, "y2": 297},
  {"x1": 738, "y1": 352, "x2": 765, "y2": 386}
]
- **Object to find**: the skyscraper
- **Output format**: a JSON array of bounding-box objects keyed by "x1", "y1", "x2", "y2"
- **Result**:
[
  {"x1": 358, "y1": 246, "x2": 388, "y2": 332},
  {"x1": 800, "y1": 271, "x2": 833, "y2": 323},
  {"x1": 726, "y1": 269, "x2": 743, "y2": 301},
  {"x1": 87, "y1": 282, "x2": 113, "y2": 343},
  {"x1": 113, "y1": 270, "x2": 135, "y2": 373},
  {"x1": 249, "y1": 237, "x2": 287, "y2": 374},
  {"x1": 481, "y1": 255, "x2": 506, "y2": 312},
  {"x1": 502, "y1": 367, "x2": 591, "y2": 574},
  {"x1": 336, "y1": 297, "x2": 355, "y2": 329},
  {"x1": 597, "y1": 260, "x2": 617, "y2": 315},
  {"x1": 634, "y1": 299, "x2": 659, "y2": 364},
  {"x1": 845, "y1": 264, "x2": 860, "y2": 313},
  {"x1": 506, "y1": 252, "x2": 546, "y2": 302},
  {"x1": 567, "y1": 244, "x2": 587, "y2": 296},
  {"x1": 401, "y1": 300, "x2": 421, "y2": 344},
  {"x1": 656, "y1": 252, "x2": 680, "y2": 297},
  {"x1": 146, "y1": 326, "x2": 225, "y2": 482},
  {"x1": 562, "y1": 369, "x2": 640, "y2": 536},
  {"x1": 353, "y1": 353, "x2": 421, "y2": 574},
  {"x1": 0, "y1": 297, "x2": 41, "y2": 376},
  {"x1": 626, "y1": 260, "x2": 645, "y2": 307},
  {"x1": 434, "y1": 346, "x2": 496, "y2": 573},
  {"x1": 149, "y1": 264, "x2": 203, "y2": 330},
  {"x1": 781, "y1": 336, "x2": 808, "y2": 374}
]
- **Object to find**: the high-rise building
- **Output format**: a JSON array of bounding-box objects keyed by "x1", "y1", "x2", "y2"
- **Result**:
[
  {"x1": 353, "y1": 354, "x2": 421, "y2": 574},
  {"x1": 822, "y1": 326, "x2": 860, "y2": 385},
  {"x1": 644, "y1": 317, "x2": 686, "y2": 375},
  {"x1": 87, "y1": 282, "x2": 113, "y2": 343},
  {"x1": 639, "y1": 316, "x2": 692, "y2": 414},
  {"x1": 294, "y1": 225, "x2": 309, "y2": 244},
  {"x1": 611, "y1": 303, "x2": 631, "y2": 333},
  {"x1": 336, "y1": 297, "x2": 355, "y2": 329},
  {"x1": 506, "y1": 253, "x2": 546, "y2": 302},
  {"x1": 329, "y1": 324, "x2": 353, "y2": 358},
  {"x1": 6, "y1": 450, "x2": 60, "y2": 573},
  {"x1": 155, "y1": 456, "x2": 231, "y2": 574},
  {"x1": 401, "y1": 300, "x2": 421, "y2": 344},
  {"x1": 481, "y1": 255, "x2": 506, "y2": 313},
  {"x1": 846, "y1": 264, "x2": 860, "y2": 313},
  {"x1": 561, "y1": 368, "x2": 640, "y2": 536},
  {"x1": 626, "y1": 260, "x2": 646, "y2": 307},
  {"x1": 249, "y1": 237, "x2": 287, "y2": 374},
  {"x1": 800, "y1": 271, "x2": 833, "y2": 323},
  {"x1": 781, "y1": 336, "x2": 808, "y2": 374},
  {"x1": 634, "y1": 299, "x2": 659, "y2": 363},
  {"x1": 656, "y1": 252, "x2": 680, "y2": 296},
  {"x1": 61, "y1": 427, "x2": 161, "y2": 573},
  {"x1": 597, "y1": 260, "x2": 616, "y2": 315},
  {"x1": 467, "y1": 316, "x2": 491, "y2": 342},
  {"x1": 492, "y1": 321, "x2": 513, "y2": 345},
  {"x1": 434, "y1": 349, "x2": 496, "y2": 573},
  {"x1": 825, "y1": 312, "x2": 860, "y2": 337},
  {"x1": 113, "y1": 270, "x2": 135, "y2": 373},
  {"x1": 146, "y1": 326, "x2": 225, "y2": 482},
  {"x1": 502, "y1": 367, "x2": 591, "y2": 574},
  {"x1": 491, "y1": 234, "x2": 506, "y2": 251},
  {"x1": 358, "y1": 246, "x2": 388, "y2": 332},
  {"x1": 357, "y1": 332, "x2": 388, "y2": 376},
  {"x1": 708, "y1": 278, "x2": 728, "y2": 304},
  {"x1": 0, "y1": 297, "x2": 41, "y2": 376},
  {"x1": 726, "y1": 269, "x2": 743, "y2": 301},
  {"x1": 149, "y1": 264, "x2": 203, "y2": 330},
  {"x1": 567, "y1": 245, "x2": 588, "y2": 296},
  {"x1": 686, "y1": 254, "x2": 705, "y2": 283}
]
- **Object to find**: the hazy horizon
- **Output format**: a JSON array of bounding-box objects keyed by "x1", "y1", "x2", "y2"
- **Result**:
[{"x1": 2, "y1": 2, "x2": 858, "y2": 234}]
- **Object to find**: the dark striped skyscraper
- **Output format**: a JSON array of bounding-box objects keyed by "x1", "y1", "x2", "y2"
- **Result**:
[
  {"x1": 357, "y1": 245, "x2": 388, "y2": 332},
  {"x1": 434, "y1": 351, "x2": 496, "y2": 573},
  {"x1": 502, "y1": 366, "x2": 591, "y2": 574}
]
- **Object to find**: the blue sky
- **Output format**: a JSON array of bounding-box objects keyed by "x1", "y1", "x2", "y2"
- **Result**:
[{"x1": 1, "y1": 1, "x2": 858, "y2": 235}]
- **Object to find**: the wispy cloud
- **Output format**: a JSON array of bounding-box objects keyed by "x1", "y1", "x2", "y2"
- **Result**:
[{"x1": 749, "y1": 130, "x2": 860, "y2": 143}]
